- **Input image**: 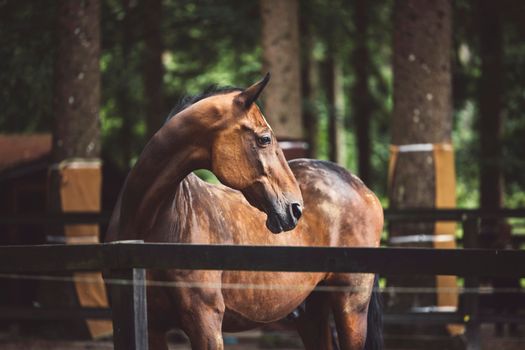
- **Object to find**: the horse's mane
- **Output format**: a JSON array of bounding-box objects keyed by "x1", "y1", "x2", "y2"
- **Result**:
[{"x1": 166, "y1": 85, "x2": 242, "y2": 121}]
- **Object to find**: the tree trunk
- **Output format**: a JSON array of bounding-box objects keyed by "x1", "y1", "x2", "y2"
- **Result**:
[
  {"x1": 352, "y1": 0, "x2": 372, "y2": 184},
  {"x1": 45, "y1": 0, "x2": 109, "y2": 339},
  {"x1": 325, "y1": 56, "x2": 344, "y2": 164},
  {"x1": 388, "y1": 0, "x2": 453, "y2": 339},
  {"x1": 53, "y1": 0, "x2": 101, "y2": 161},
  {"x1": 118, "y1": 0, "x2": 133, "y2": 169},
  {"x1": 260, "y1": 0, "x2": 304, "y2": 150},
  {"x1": 300, "y1": 13, "x2": 318, "y2": 159},
  {"x1": 143, "y1": 0, "x2": 165, "y2": 138},
  {"x1": 478, "y1": 0, "x2": 503, "y2": 236}
]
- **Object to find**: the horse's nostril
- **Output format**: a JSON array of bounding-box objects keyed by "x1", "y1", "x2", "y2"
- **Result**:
[{"x1": 291, "y1": 203, "x2": 302, "y2": 220}]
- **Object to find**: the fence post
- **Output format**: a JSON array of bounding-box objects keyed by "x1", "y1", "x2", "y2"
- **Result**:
[
  {"x1": 462, "y1": 217, "x2": 480, "y2": 350},
  {"x1": 109, "y1": 241, "x2": 148, "y2": 350}
]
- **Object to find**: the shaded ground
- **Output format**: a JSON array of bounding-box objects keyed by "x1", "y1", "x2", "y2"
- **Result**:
[{"x1": 0, "y1": 325, "x2": 524, "y2": 349}]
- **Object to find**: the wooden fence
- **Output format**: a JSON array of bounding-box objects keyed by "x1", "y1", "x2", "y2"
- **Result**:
[{"x1": 0, "y1": 209, "x2": 524, "y2": 350}]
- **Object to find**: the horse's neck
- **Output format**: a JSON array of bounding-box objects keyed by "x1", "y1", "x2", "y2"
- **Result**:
[{"x1": 118, "y1": 114, "x2": 209, "y2": 240}]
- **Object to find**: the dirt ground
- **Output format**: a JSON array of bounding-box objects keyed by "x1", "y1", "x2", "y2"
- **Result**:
[{"x1": 0, "y1": 325, "x2": 524, "y2": 349}]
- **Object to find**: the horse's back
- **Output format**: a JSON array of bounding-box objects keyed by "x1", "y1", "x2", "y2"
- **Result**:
[{"x1": 289, "y1": 159, "x2": 383, "y2": 248}]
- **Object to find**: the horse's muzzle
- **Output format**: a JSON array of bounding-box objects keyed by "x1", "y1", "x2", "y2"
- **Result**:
[
  {"x1": 240, "y1": 182, "x2": 303, "y2": 233},
  {"x1": 266, "y1": 202, "x2": 302, "y2": 234}
]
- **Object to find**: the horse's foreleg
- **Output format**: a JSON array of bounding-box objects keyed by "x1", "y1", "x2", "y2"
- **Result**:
[
  {"x1": 295, "y1": 292, "x2": 334, "y2": 350},
  {"x1": 182, "y1": 304, "x2": 225, "y2": 350},
  {"x1": 177, "y1": 290, "x2": 225, "y2": 350},
  {"x1": 164, "y1": 270, "x2": 225, "y2": 350},
  {"x1": 330, "y1": 291, "x2": 369, "y2": 350}
]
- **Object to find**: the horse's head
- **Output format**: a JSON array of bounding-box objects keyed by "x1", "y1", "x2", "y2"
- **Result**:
[{"x1": 208, "y1": 74, "x2": 303, "y2": 233}]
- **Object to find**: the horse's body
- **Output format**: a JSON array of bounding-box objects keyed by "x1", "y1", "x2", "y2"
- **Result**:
[{"x1": 106, "y1": 76, "x2": 383, "y2": 349}]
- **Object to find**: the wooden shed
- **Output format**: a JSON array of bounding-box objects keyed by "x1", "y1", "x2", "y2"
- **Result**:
[{"x1": 0, "y1": 133, "x2": 124, "y2": 338}]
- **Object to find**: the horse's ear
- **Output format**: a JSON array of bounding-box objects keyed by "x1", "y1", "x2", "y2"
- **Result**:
[{"x1": 235, "y1": 73, "x2": 270, "y2": 109}]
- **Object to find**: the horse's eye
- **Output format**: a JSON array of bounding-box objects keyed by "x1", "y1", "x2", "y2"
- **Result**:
[{"x1": 257, "y1": 135, "x2": 272, "y2": 147}]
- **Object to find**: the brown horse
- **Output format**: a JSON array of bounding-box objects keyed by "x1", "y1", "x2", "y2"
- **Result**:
[{"x1": 106, "y1": 75, "x2": 383, "y2": 350}]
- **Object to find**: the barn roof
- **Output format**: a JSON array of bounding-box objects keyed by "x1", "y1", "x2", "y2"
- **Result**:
[{"x1": 0, "y1": 133, "x2": 52, "y2": 180}]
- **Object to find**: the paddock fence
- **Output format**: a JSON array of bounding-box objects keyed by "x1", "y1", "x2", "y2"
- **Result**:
[{"x1": 0, "y1": 208, "x2": 524, "y2": 350}]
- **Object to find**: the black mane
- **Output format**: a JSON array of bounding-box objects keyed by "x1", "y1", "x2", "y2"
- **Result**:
[{"x1": 166, "y1": 85, "x2": 242, "y2": 121}]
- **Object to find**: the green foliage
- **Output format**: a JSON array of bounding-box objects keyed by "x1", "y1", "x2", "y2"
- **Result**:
[
  {"x1": 193, "y1": 169, "x2": 219, "y2": 184},
  {"x1": 0, "y1": 0, "x2": 523, "y2": 207},
  {"x1": 299, "y1": 0, "x2": 393, "y2": 197},
  {"x1": 452, "y1": 1, "x2": 525, "y2": 207},
  {"x1": 0, "y1": 0, "x2": 56, "y2": 132},
  {"x1": 453, "y1": 101, "x2": 480, "y2": 207},
  {"x1": 161, "y1": 0, "x2": 261, "y2": 99},
  {"x1": 502, "y1": 14, "x2": 525, "y2": 206}
]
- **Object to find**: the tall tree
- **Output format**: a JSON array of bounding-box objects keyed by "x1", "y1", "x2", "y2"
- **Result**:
[
  {"x1": 388, "y1": 0, "x2": 455, "y2": 339},
  {"x1": 478, "y1": 0, "x2": 503, "y2": 227},
  {"x1": 325, "y1": 54, "x2": 344, "y2": 164},
  {"x1": 117, "y1": 0, "x2": 133, "y2": 169},
  {"x1": 300, "y1": 8, "x2": 318, "y2": 158},
  {"x1": 47, "y1": 0, "x2": 111, "y2": 338},
  {"x1": 260, "y1": 0, "x2": 304, "y2": 148},
  {"x1": 53, "y1": 0, "x2": 101, "y2": 161},
  {"x1": 352, "y1": 0, "x2": 372, "y2": 184},
  {"x1": 143, "y1": 0, "x2": 165, "y2": 138}
]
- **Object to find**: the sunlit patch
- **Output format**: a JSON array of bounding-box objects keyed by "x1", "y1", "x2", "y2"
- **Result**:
[
  {"x1": 261, "y1": 114, "x2": 272, "y2": 131},
  {"x1": 215, "y1": 333, "x2": 224, "y2": 348},
  {"x1": 253, "y1": 105, "x2": 273, "y2": 132}
]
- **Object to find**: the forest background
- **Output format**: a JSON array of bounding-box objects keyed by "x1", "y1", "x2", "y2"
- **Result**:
[{"x1": 1, "y1": 0, "x2": 524, "y2": 208}]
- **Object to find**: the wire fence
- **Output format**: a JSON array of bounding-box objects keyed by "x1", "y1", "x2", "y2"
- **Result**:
[
  {"x1": 0, "y1": 272, "x2": 523, "y2": 295},
  {"x1": 1, "y1": 209, "x2": 525, "y2": 349}
]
